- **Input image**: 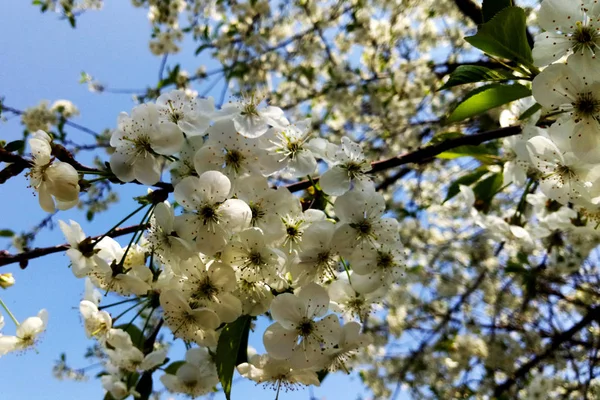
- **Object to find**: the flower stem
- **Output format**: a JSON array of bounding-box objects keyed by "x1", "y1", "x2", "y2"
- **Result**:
[
  {"x1": 0, "y1": 297, "x2": 20, "y2": 326},
  {"x1": 93, "y1": 203, "x2": 147, "y2": 245},
  {"x1": 98, "y1": 297, "x2": 141, "y2": 310},
  {"x1": 120, "y1": 205, "x2": 154, "y2": 264},
  {"x1": 340, "y1": 257, "x2": 352, "y2": 283},
  {"x1": 112, "y1": 300, "x2": 144, "y2": 323}
]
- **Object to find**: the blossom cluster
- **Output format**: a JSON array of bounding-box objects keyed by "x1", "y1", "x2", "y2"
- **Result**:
[
  {"x1": 8, "y1": 89, "x2": 405, "y2": 397},
  {"x1": 500, "y1": 0, "x2": 600, "y2": 223}
]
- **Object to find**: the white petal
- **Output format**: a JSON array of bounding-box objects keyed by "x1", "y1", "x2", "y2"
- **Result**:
[
  {"x1": 319, "y1": 166, "x2": 351, "y2": 196},
  {"x1": 197, "y1": 170, "x2": 232, "y2": 203},
  {"x1": 270, "y1": 293, "x2": 305, "y2": 329},
  {"x1": 263, "y1": 322, "x2": 297, "y2": 360},
  {"x1": 133, "y1": 154, "x2": 162, "y2": 185},
  {"x1": 297, "y1": 283, "x2": 329, "y2": 319},
  {"x1": 151, "y1": 121, "x2": 184, "y2": 155}
]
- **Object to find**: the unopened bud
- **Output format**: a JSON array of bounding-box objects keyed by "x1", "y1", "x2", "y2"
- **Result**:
[{"x1": 0, "y1": 273, "x2": 15, "y2": 289}]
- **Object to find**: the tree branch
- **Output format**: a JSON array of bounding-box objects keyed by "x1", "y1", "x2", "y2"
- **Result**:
[
  {"x1": 0, "y1": 125, "x2": 522, "y2": 268},
  {"x1": 0, "y1": 147, "x2": 33, "y2": 184},
  {"x1": 493, "y1": 306, "x2": 600, "y2": 397},
  {"x1": 286, "y1": 125, "x2": 522, "y2": 193},
  {"x1": 0, "y1": 224, "x2": 147, "y2": 268},
  {"x1": 1, "y1": 105, "x2": 100, "y2": 138}
]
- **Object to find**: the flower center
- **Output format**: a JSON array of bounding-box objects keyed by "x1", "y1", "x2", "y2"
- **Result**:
[
  {"x1": 316, "y1": 251, "x2": 331, "y2": 265},
  {"x1": 286, "y1": 141, "x2": 300, "y2": 158},
  {"x1": 574, "y1": 92, "x2": 600, "y2": 117},
  {"x1": 572, "y1": 23, "x2": 599, "y2": 53},
  {"x1": 169, "y1": 111, "x2": 183, "y2": 123},
  {"x1": 248, "y1": 251, "x2": 264, "y2": 266},
  {"x1": 376, "y1": 251, "x2": 394, "y2": 269},
  {"x1": 225, "y1": 149, "x2": 245, "y2": 171},
  {"x1": 195, "y1": 278, "x2": 219, "y2": 300},
  {"x1": 343, "y1": 161, "x2": 364, "y2": 178},
  {"x1": 250, "y1": 202, "x2": 265, "y2": 224},
  {"x1": 199, "y1": 204, "x2": 219, "y2": 225},
  {"x1": 351, "y1": 219, "x2": 372, "y2": 236},
  {"x1": 555, "y1": 164, "x2": 577, "y2": 182},
  {"x1": 241, "y1": 102, "x2": 259, "y2": 117},
  {"x1": 297, "y1": 319, "x2": 314, "y2": 336}
]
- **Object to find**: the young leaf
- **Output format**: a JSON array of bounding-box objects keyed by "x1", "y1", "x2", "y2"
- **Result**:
[
  {"x1": 0, "y1": 229, "x2": 14, "y2": 237},
  {"x1": 437, "y1": 144, "x2": 498, "y2": 164},
  {"x1": 439, "y1": 66, "x2": 516, "y2": 91},
  {"x1": 446, "y1": 83, "x2": 531, "y2": 123},
  {"x1": 482, "y1": 0, "x2": 513, "y2": 22},
  {"x1": 3, "y1": 140, "x2": 25, "y2": 153},
  {"x1": 164, "y1": 361, "x2": 186, "y2": 375},
  {"x1": 473, "y1": 172, "x2": 504, "y2": 205},
  {"x1": 518, "y1": 103, "x2": 542, "y2": 121},
  {"x1": 135, "y1": 372, "x2": 153, "y2": 400},
  {"x1": 444, "y1": 168, "x2": 488, "y2": 202},
  {"x1": 114, "y1": 324, "x2": 144, "y2": 351},
  {"x1": 465, "y1": 7, "x2": 534, "y2": 69},
  {"x1": 427, "y1": 131, "x2": 464, "y2": 145},
  {"x1": 216, "y1": 315, "x2": 251, "y2": 400}
]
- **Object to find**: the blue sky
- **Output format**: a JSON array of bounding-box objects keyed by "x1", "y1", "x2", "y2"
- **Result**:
[{"x1": 0, "y1": 2, "x2": 379, "y2": 400}]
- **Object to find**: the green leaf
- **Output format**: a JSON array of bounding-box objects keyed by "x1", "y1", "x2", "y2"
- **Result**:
[
  {"x1": 3, "y1": 140, "x2": 25, "y2": 153},
  {"x1": 195, "y1": 43, "x2": 213, "y2": 56},
  {"x1": 164, "y1": 361, "x2": 186, "y2": 375},
  {"x1": 216, "y1": 315, "x2": 251, "y2": 400},
  {"x1": 444, "y1": 168, "x2": 488, "y2": 202},
  {"x1": 104, "y1": 393, "x2": 117, "y2": 400},
  {"x1": 473, "y1": 172, "x2": 504, "y2": 205},
  {"x1": 482, "y1": 0, "x2": 513, "y2": 22},
  {"x1": 0, "y1": 229, "x2": 14, "y2": 237},
  {"x1": 465, "y1": 7, "x2": 534, "y2": 68},
  {"x1": 427, "y1": 131, "x2": 464, "y2": 145},
  {"x1": 519, "y1": 103, "x2": 542, "y2": 120},
  {"x1": 114, "y1": 324, "x2": 144, "y2": 351},
  {"x1": 317, "y1": 370, "x2": 329, "y2": 383},
  {"x1": 446, "y1": 83, "x2": 531, "y2": 123},
  {"x1": 439, "y1": 66, "x2": 517, "y2": 90},
  {"x1": 437, "y1": 145, "x2": 498, "y2": 163},
  {"x1": 506, "y1": 260, "x2": 527, "y2": 274},
  {"x1": 135, "y1": 372, "x2": 153, "y2": 400}
]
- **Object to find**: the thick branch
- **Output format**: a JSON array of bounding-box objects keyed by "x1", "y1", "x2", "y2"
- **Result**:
[
  {"x1": 0, "y1": 224, "x2": 146, "y2": 268},
  {"x1": 0, "y1": 125, "x2": 522, "y2": 268},
  {"x1": 286, "y1": 125, "x2": 522, "y2": 193},
  {"x1": 0, "y1": 147, "x2": 33, "y2": 184}
]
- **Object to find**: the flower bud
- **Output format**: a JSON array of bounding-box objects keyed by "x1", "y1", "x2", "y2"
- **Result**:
[{"x1": 0, "y1": 273, "x2": 15, "y2": 289}]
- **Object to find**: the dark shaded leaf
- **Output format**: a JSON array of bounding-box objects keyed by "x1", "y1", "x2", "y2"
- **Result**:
[
  {"x1": 216, "y1": 315, "x2": 251, "y2": 400},
  {"x1": 317, "y1": 370, "x2": 329, "y2": 382},
  {"x1": 0, "y1": 229, "x2": 14, "y2": 237},
  {"x1": 444, "y1": 168, "x2": 488, "y2": 202},
  {"x1": 427, "y1": 131, "x2": 464, "y2": 145},
  {"x1": 114, "y1": 324, "x2": 144, "y2": 351},
  {"x1": 135, "y1": 372, "x2": 153, "y2": 400},
  {"x1": 465, "y1": 7, "x2": 534, "y2": 68},
  {"x1": 164, "y1": 361, "x2": 186, "y2": 375},
  {"x1": 519, "y1": 103, "x2": 542, "y2": 120},
  {"x1": 482, "y1": 0, "x2": 513, "y2": 22},
  {"x1": 473, "y1": 172, "x2": 504, "y2": 204},
  {"x1": 3, "y1": 140, "x2": 25, "y2": 153},
  {"x1": 439, "y1": 66, "x2": 516, "y2": 91}
]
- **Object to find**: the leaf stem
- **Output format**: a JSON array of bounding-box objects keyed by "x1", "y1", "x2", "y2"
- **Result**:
[{"x1": 0, "y1": 297, "x2": 19, "y2": 326}]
